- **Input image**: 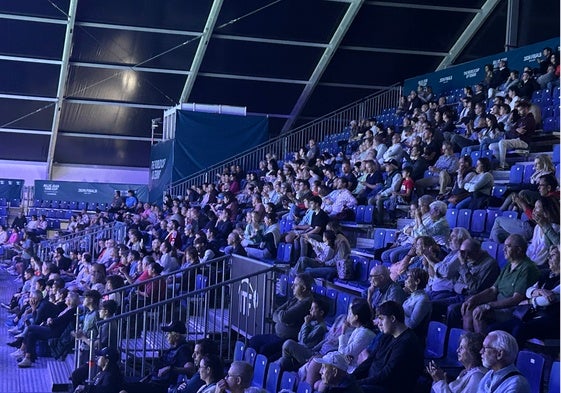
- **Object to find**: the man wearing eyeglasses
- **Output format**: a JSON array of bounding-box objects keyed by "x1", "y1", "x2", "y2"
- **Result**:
[
  {"x1": 477, "y1": 330, "x2": 530, "y2": 393},
  {"x1": 215, "y1": 361, "x2": 253, "y2": 393}
]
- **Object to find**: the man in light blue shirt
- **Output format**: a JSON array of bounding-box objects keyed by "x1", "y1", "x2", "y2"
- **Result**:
[{"x1": 477, "y1": 330, "x2": 530, "y2": 393}]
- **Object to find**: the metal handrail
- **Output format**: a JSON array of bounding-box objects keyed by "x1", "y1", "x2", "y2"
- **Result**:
[
  {"x1": 36, "y1": 221, "x2": 126, "y2": 261},
  {"x1": 92, "y1": 255, "x2": 279, "y2": 378},
  {"x1": 168, "y1": 84, "x2": 402, "y2": 197}
]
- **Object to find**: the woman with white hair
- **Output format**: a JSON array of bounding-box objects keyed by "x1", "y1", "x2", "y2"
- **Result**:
[{"x1": 411, "y1": 200, "x2": 450, "y2": 246}]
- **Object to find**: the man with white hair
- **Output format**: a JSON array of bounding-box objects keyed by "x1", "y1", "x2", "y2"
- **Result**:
[
  {"x1": 477, "y1": 330, "x2": 530, "y2": 392},
  {"x1": 411, "y1": 200, "x2": 450, "y2": 246}
]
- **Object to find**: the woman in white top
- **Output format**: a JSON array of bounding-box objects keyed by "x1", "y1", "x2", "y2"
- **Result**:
[
  {"x1": 427, "y1": 331, "x2": 487, "y2": 393},
  {"x1": 338, "y1": 299, "x2": 377, "y2": 373}
]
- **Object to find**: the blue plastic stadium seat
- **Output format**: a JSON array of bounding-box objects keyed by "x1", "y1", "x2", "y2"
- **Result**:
[
  {"x1": 516, "y1": 350, "x2": 545, "y2": 393},
  {"x1": 373, "y1": 228, "x2": 386, "y2": 249},
  {"x1": 280, "y1": 371, "x2": 297, "y2": 392},
  {"x1": 548, "y1": 361, "x2": 560, "y2": 393},
  {"x1": 265, "y1": 362, "x2": 281, "y2": 393},
  {"x1": 425, "y1": 321, "x2": 448, "y2": 359},
  {"x1": 485, "y1": 209, "x2": 501, "y2": 234},
  {"x1": 470, "y1": 210, "x2": 486, "y2": 234},
  {"x1": 491, "y1": 185, "x2": 507, "y2": 198},
  {"x1": 233, "y1": 340, "x2": 245, "y2": 361},
  {"x1": 457, "y1": 209, "x2": 472, "y2": 230},
  {"x1": 243, "y1": 347, "x2": 257, "y2": 367},
  {"x1": 436, "y1": 328, "x2": 466, "y2": 369},
  {"x1": 446, "y1": 208, "x2": 458, "y2": 228},
  {"x1": 509, "y1": 164, "x2": 524, "y2": 184},
  {"x1": 252, "y1": 354, "x2": 268, "y2": 388},
  {"x1": 481, "y1": 241, "x2": 499, "y2": 259}
]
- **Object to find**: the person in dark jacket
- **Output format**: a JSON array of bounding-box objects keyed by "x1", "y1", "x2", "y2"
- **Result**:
[
  {"x1": 355, "y1": 301, "x2": 424, "y2": 393},
  {"x1": 74, "y1": 347, "x2": 124, "y2": 393}
]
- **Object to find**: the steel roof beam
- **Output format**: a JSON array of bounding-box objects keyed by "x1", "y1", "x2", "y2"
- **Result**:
[
  {"x1": 339, "y1": 45, "x2": 447, "y2": 57},
  {"x1": 46, "y1": 0, "x2": 78, "y2": 180},
  {"x1": 363, "y1": 1, "x2": 479, "y2": 13},
  {"x1": 0, "y1": 93, "x2": 57, "y2": 102},
  {"x1": 75, "y1": 21, "x2": 201, "y2": 37},
  {"x1": 180, "y1": 0, "x2": 223, "y2": 103},
  {"x1": 0, "y1": 54, "x2": 62, "y2": 65},
  {"x1": 437, "y1": 0, "x2": 501, "y2": 70},
  {"x1": 282, "y1": 0, "x2": 364, "y2": 132},
  {"x1": 0, "y1": 12, "x2": 66, "y2": 24},
  {"x1": 212, "y1": 34, "x2": 329, "y2": 48}
]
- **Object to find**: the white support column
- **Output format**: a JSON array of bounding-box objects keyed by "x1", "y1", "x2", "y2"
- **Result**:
[
  {"x1": 436, "y1": 0, "x2": 501, "y2": 71},
  {"x1": 281, "y1": 0, "x2": 364, "y2": 133},
  {"x1": 46, "y1": 0, "x2": 79, "y2": 180},
  {"x1": 180, "y1": 0, "x2": 224, "y2": 104}
]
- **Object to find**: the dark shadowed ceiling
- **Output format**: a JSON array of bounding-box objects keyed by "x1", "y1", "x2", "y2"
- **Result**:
[{"x1": 0, "y1": 0, "x2": 558, "y2": 169}]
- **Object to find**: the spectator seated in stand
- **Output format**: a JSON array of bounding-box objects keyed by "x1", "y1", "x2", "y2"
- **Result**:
[
  {"x1": 248, "y1": 273, "x2": 314, "y2": 359},
  {"x1": 122, "y1": 320, "x2": 193, "y2": 393},
  {"x1": 489, "y1": 99, "x2": 536, "y2": 170},
  {"x1": 354, "y1": 301, "x2": 424, "y2": 393},
  {"x1": 449, "y1": 157, "x2": 494, "y2": 210},
  {"x1": 426, "y1": 332, "x2": 487, "y2": 393},
  {"x1": 491, "y1": 173, "x2": 559, "y2": 244},
  {"x1": 477, "y1": 330, "x2": 531, "y2": 392},
  {"x1": 379, "y1": 195, "x2": 435, "y2": 264},
  {"x1": 277, "y1": 298, "x2": 329, "y2": 372},
  {"x1": 461, "y1": 234, "x2": 540, "y2": 334},
  {"x1": 414, "y1": 141, "x2": 458, "y2": 197},
  {"x1": 366, "y1": 264, "x2": 406, "y2": 312}
]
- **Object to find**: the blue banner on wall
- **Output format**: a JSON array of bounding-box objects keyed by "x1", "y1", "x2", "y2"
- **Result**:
[
  {"x1": 173, "y1": 111, "x2": 268, "y2": 181},
  {"x1": 34, "y1": 181, "x2": 149, "y2": 204},
  {"x1": 149, "y1": 139, "x2": 174, "y2": 204},
  {"x1": 0, "y1": 179, "x2": 24, "y2": 200},
  {"x1": 403, "y1": 38, "x2": 560, "y2": 95}
]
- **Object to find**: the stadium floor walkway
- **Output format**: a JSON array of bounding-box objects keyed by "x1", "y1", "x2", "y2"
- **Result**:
[{"x1": 0, "y1": 268, "x2": 55, "y2": 393}]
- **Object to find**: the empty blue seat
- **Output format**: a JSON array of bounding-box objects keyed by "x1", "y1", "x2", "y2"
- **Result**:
[
  {"x1": 265, "y1": 362, "x2": 281, "y2": 393},
  {"x1": 509, "y1": 164, "x2": 524, "y2": 184},
  {"x1": 363, "y1": 205, "x2": 374, "y2": 224},
  {"x1": 485, "y1": 209, "x2": 501, "y2": 233},
  {"x1": 457, "y1": 209, "x2": 472, "y2": 230},
  {"x1": 276, "y1": 274, "x2": 288, "y2": 297},
  {"x1": 385, "y1": 229, "x2": 397, "y2": 246},
  {"x1": 0, "y1": 198, "x2": 6, "y2": 206},
  {"x1": 523, "y1": 165, "x2": 534, "y2": 184},
  {"x1": 373, "y1": 228, "x2": 386, "y2": 249},
  {"x1": 355, "y1": 205, "x2": 366, "y2": 223},
  {"x1": 252, "y1": 354, "x2": 268, "y2": 387},
  {"x1": 280, "y1": 371, "x2": 297, "y2": 392},
  {"x1": 553, "y1": 145, "x2": 560, "y2": 164},
  {"x1": 325, "y1": 288, "x2": 338, "y2": 317},
  {"x1": 233, "y1": 340, "x2": 245, "y2": 361},
  {"x1": 425, "y1": 321, "x2": 448, "y2": 359},
  {"x1": 243, "y1": 347, "x2": 257, "y2": 366},
  {"x1": 492, "y1": 185, "x2": 507, "y2": 198},
  {"x1": 10, "y1": 198, "x2": 20, "y2": 207},
  {"x1": 446, "y1": 208, "x2": 458, "y2": 228},
  {"x1": 543, "y1": 117, "x2": 557, "y2": 133},
  {"x1": 336, "y1": 292, "x2": 353, "y2": 317},
  {"x1": 481, "y1": 241, "x2": 499, "y2": 259},
  {"x1": 516, "y1": 350, "x2": 545, "y2": 393},
  {"x1": 470, "y1": 210, "x2": 486, "y2": 234}
]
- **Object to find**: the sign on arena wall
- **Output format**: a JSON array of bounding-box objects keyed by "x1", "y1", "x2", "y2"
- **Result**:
[
  {"x1": 403, "y1": 37, "x2": 560, "y2": 94},
  {"x1": 34, "y1": 180, "x2": 148, "y2": 204},
  {"x1": 0, "y1": 178, "x2": 24, "y2": 200}
]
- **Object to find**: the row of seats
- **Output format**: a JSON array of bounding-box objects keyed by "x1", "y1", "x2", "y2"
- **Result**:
[
  {"x1": 0, "y1": 198, "x2": 21, "y2": 208},
  {"x1": 28, "y1": 208, "x2": 74, "y2": 220},
  {"x1": 32, "y1": 200, "x2": 108, "y2": 211},
  {"x1": 233, "y1": 341, "x2": 306, "y2": 393}
]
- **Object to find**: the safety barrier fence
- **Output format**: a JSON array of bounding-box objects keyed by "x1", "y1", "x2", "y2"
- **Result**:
[{"x1": 85, "y1": 255, "x2": 279, "y2": 378}]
